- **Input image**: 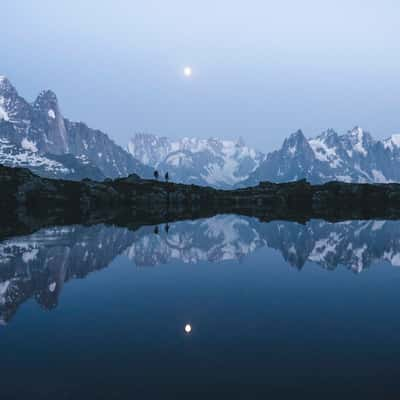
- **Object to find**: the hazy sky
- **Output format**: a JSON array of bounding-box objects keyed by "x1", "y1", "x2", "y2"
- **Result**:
[{"x1": 2, "y1": 0, "x2": 400, "y2": 151}]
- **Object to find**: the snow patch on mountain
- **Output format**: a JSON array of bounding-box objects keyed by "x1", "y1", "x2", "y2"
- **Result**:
[
  {"x1": 21, "y1": 137, "x2": 38, "y2": 152},
  {"x1": 383, "y1": 134, "x2": 400, "y2": 150},
  {"x1": 0, "y1": 97, "x2": 9, "y2": 121},
  {"x1": 309, "y1": 135, "x2": 341, "y2": 168},
  {"x1": 22, "y1": 248, "x2": 39, "y2": 263},
  {"x1": 309, "y1": 233, "x2": 341, "y2": 263},
  {"x1": 371, "y1": 221, "x2": 386, "y2": 231},
  {"x1": 48, "y1": 282, "x2": 57, "y2": 292},
  {"x1": 371, "y1": 169, "x2": 388, "y2": 183},
  {"x1": 0, "y1": 138, "x2": 69, "y2": 173},
  {"x1": 350, "y1": 126, "x2": 369, "y2": 156},
  {"x1": 384, "y1": 250, "x2": 400, "y2": 267}
]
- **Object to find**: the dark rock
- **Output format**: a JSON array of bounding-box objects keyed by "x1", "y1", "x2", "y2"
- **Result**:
[{"x1": 2, "y1": 164, "x2": 400, "y2": 225}]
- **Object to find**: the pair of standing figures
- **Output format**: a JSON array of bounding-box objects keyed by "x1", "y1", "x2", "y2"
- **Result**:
[{"x1": 153, "y1": 170, "x2": 169, "y2": 182}]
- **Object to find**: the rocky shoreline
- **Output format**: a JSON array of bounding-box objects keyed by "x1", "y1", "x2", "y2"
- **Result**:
[{"x1": 2, "y1": 164, "x2": 400, "y2": 238}]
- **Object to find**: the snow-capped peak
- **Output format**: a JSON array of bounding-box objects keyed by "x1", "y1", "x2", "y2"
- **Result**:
[
  {"x1": 282, "y1": 130, "x2": 313, "y2": 158},
  {"x1": 0, "y1": 76, "x2": 17, "y2": 95},
  {"x1": 345, "y1": 126, "x2": 373, "y2": 156},
  {"x1": 127, "y1": 133, "x2": 265, "y2": 187},
  {"x1": 0, "y1": 76, "x2": 17, "y2": 122},
  {"x1": 383, "y1": 134, "x2": 400, "y2": 151},
  {"x1": 287, "y1": 129, "x2": 306, "y2": 141},
  {"x1": 317, "y1": 128, "x2": 339, "y2": 141},
  {"x1": 0, "y1": 75, "x2": 9, "y2": 86},
  {"x1": 349, "y1": 125, "x2": 363, "y2": 136},
  {"x1": 309, "y1": 130, "x2": 341, "y2": 168},
  {"x1": 0, "y1": 76, "x2": 153, "y2": 180},
  {"x1": 243, "y1": 125, "x2": 400, "y2": 186}
]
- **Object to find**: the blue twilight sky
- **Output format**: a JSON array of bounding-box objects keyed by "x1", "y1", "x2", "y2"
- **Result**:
[{"x1": 1, "y1": 0, "x2": 400, "y2": 151}]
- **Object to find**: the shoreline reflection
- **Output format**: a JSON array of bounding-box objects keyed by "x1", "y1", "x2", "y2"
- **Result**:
[{"x1": 1, "y1": 216, "x2": 399, "y2": 324}]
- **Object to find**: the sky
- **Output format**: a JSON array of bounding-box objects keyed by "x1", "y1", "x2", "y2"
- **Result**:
[{"x1": 2, "y1": 0, "x2": 400, "y2": 151}]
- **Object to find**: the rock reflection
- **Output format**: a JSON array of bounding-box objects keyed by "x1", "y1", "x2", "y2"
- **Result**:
[
  {"x1": 0, "y1": 225, "x2": 136, "y2": 324},
  {"x1": 1, "y1": 216, "x2": 400, "y2": 324}
]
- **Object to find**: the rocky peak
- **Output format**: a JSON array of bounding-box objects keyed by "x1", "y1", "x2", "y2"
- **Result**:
[
  {"x1": 34, "y1": 89, "x2": 58, "y2": 107},
  {"x1": 282, "y1": 130, "x2": 312, "y2": 156},
  {"x1": 0, "y1": 76, "x2": 32, "y2": 129},
  {"x1": 127, "y1": 133, "x2": 172, "y2": 167},
  {"x1": 383, "y1": 134, "x2": 400, "y2": 151},
  {"x1": 285, "y1": 129, "x2": 307, "y2": 143},
  {"x1": 33, "y1": 90, "x2": 60, "y2": 120},
  {"x1": 0, "y1": 76, "x2": 17, "y2": 96},
  {"x1": 0, "y1": 77, "x2": 155, "y2": 179},
  {"x1": 348, "y1": 125, "x2": 363, "y2": 137},
  {"x1": 311, "y1": 129, "x2": 340, "y2": 150},
  {"x1": 236, "y1": 136, "x2": 245, "y2": 147},
  {"x1": 343, "y1": 126, "x2": 374, "y2": 156},
  {"x1": 319, "y1": 128, "x2": 338, "y2": 139}
]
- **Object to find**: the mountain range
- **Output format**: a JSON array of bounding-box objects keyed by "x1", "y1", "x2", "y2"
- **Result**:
[
  {"x1": 127, "y1": 133, "x2": 265, "y2": 187},
  {"x1": 129, "y1": 128, "x2": 400, "y2": 187},
  {"x1": 242, "y1": 127, "x2": 400, "y2": 186},
  {"x1": 3, "y1": 75, "x2": 400, "y2": 186},
  {"x1": 0, "y1": 76, "x2": 152, "y2": 180}
]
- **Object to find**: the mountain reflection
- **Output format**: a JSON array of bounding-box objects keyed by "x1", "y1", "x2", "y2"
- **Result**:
[{"x1": 1, "y1": 216, "x2": 400, "y2": 324}]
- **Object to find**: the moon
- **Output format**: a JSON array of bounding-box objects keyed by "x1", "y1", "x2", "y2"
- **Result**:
[
  {"x1": 183, "y1": 66, "x2": 192, "y2": 77},
  {"x1": 184, "y1": 323, "x2": 192, "y2": 334}
]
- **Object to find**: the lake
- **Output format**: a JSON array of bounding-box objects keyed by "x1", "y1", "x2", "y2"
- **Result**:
[{"x1": 1, "y1": 215, "x2": 400, "y2": 398}]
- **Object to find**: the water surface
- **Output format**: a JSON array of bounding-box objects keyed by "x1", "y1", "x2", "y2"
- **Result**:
[{"x1": 1, "y1": 215, "x2": 400, "y2": 398}]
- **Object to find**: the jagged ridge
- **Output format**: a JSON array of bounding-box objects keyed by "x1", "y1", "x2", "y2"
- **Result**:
[
  {"x1": 243, "y1": 127, "x2": 400, "y2": 185},
  {"x1": 0, "y1": 76, "x2": 152, "y2": 180},
  {"x1": 127, "y1": 133, "x2": 265, "y2": 188}
]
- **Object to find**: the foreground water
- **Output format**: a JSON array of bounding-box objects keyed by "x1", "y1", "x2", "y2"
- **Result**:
[{"x1": 1, "y1": 215, "x2": 400, "y2": 398}]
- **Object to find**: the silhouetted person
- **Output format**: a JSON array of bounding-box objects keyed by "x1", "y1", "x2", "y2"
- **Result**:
[
  {"x1": 154, "y1": 170, "x2": 159, "y2": 180},
  {"x1": 165, "y1": 172, "x2": 169, "y2": 182},
  {"x1": 165, "y1": 223, "x2": 170, "y2": 234},
  {"x1": 154, "y1": 226, "x2": 159, "y2": 234}
]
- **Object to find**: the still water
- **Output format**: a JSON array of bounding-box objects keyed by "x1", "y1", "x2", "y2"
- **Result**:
[{"x1": 1, "y1": 215, "x2": 400, "y2": 398}]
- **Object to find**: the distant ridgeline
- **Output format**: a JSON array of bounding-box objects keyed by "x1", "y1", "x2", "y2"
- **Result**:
[
  {"x1": 241, "y1": 128, "x2": 400, "y2": 186},
  {"x1": 3, "y1": 76, "x2": 400, "y2": 187},
  {"x1": 128, "y1": 128, "x2": 400, "y2": 187}
]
